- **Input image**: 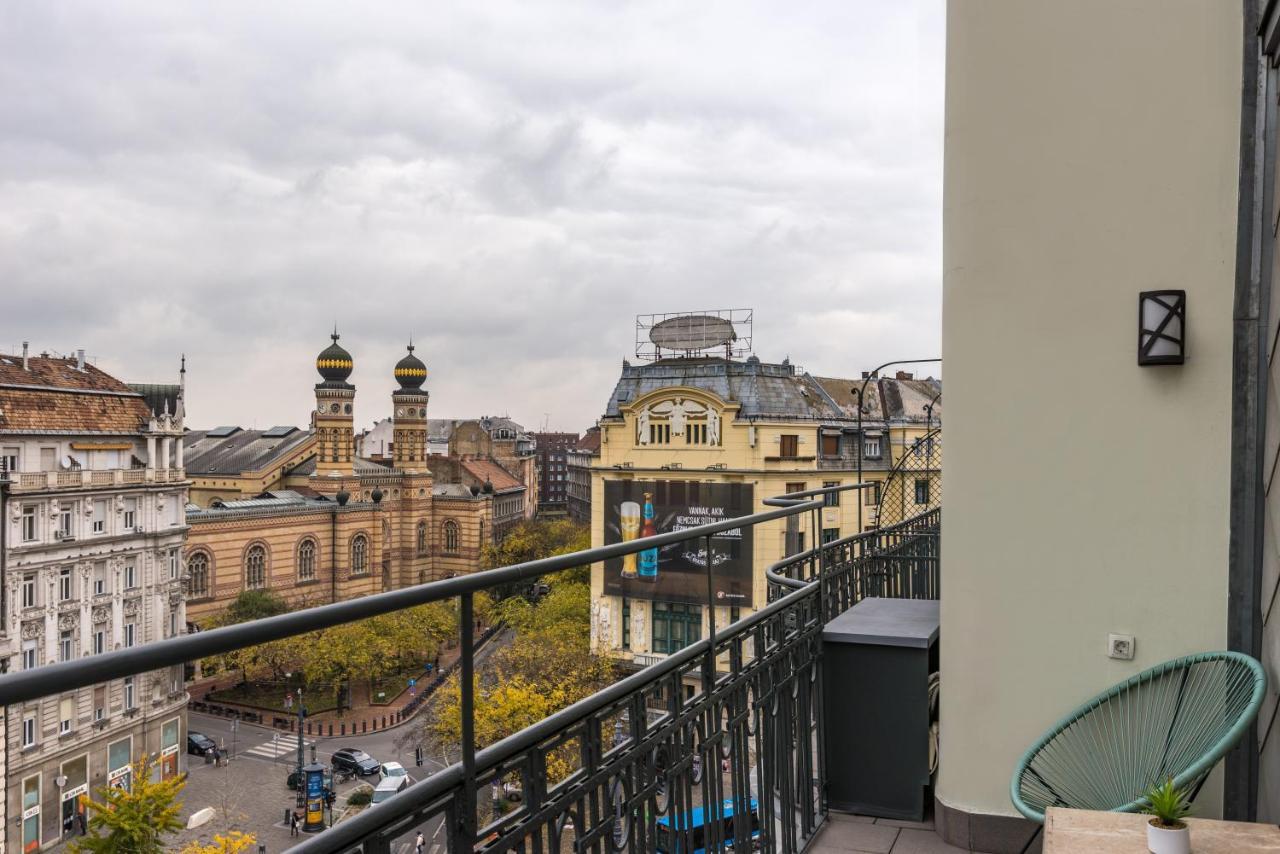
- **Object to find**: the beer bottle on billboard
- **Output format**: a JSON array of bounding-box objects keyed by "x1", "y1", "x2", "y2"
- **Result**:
[{"x1": 639, "y1": 492, "x2": 659, "y2": 581}]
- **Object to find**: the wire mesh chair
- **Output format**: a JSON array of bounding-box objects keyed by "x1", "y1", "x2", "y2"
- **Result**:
[{"x1": 1011, "y1": 651, "x2": 1267, "y2": 824}]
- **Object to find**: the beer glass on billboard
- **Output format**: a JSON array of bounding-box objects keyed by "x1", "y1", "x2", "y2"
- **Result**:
[{"x1": 619, "y1": 501, "x2": 641, "y2": 578}]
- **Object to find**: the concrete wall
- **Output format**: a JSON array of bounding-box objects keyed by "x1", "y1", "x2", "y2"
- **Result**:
[{"x1": 941, "y1": 0, "x2": 1243, "y2": 820}]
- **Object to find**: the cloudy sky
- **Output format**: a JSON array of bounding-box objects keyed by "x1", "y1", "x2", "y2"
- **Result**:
[{"x1": 0, "y1": 1, "x2": 943, "y2": 432}]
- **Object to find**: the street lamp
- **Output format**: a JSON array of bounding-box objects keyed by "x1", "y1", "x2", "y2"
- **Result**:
[
  {"x1": 286, "y1": 673, "x2": 306, "y2": 809},
  {"x1": 852, "y1": 359, "x2": 941, "y2": 532}
]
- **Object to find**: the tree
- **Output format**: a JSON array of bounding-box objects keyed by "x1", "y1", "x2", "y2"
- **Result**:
[
  {"x1": 481, "y1": 520, "x2": 591, "y2": 593},
  {"x1": 71, "y1": 754, "x2": 185, "y2": 854},
  {"x1": 179, "y1": 832, "x2": 257, "y2": 854},
  {"x1": 427, "y1": 580, "x2": 614, "y2": 782},
  {"x1": 222, "y1": 589, "x2": 290, "y2": 624}
]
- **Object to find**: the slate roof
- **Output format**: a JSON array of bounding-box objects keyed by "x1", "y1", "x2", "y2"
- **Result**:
[
  {"x1": 434, "y1": 483, "x2": 478, "y2": 498},
  {"x1": 128, "y1": 383, "x2": 182, "y2": 417},
  {"x1": 811, "y1": 376, "x2": 942, "y2": 423},
  {"x1": 603, "y1": 357, "x2": 843, "y2": 422},
  {"x1": 0, "y1": 354, "x2": 152, "y2": 434},
  {"x1": 185, "y1": 426, "x2": 313, "y2": 475},
  {"x1": 460, "y1": 459, "x2": 524, "y2": 492}
]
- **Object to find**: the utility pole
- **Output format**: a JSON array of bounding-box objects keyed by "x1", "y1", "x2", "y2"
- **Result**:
[{"x1": 295, "y1": 681, "x2": 306, "y2": 809}]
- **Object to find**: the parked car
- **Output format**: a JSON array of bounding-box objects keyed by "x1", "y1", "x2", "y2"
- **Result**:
[
  {"x1": 503, "y1": 780, "x2": 523, "y2": 801},
  {"x1": 187, "y1": 732, "x2": 217, "y2": 756},
  {"x1": 371, "y1": 775, "x2": 411, "y2": 804},
  {"x1": 331, "y1": 748, "x2": 381, "y2": 777},
  {"x1": 380, "y1": 761, "x2": 408, "y2": 781}
]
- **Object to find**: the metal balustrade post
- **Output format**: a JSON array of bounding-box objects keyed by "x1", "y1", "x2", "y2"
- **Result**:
[
  {"x1": 705, "y1": 533, "x2": 716, "y2": 694},
  {"x1": 460, "y1": 591, "x2": 476, "y2": 849}
]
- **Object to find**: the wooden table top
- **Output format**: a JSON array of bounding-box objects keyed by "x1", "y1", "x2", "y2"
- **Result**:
[{"x1": 1044, "y1": 808, "x2": 1280, "y2": 853}]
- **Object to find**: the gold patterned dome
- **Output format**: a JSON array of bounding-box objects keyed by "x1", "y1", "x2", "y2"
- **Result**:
[
  {"x1": 394, "y1": 343, "x2": 427, "y2": 389},
  {"x1": 316, "y1": 330, "x2": 354, "y2": 383}
]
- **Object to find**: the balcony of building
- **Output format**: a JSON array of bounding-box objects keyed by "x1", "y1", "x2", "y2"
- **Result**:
[{"x1": 7, "y1": 466, "x2": 187, "y2": 492}]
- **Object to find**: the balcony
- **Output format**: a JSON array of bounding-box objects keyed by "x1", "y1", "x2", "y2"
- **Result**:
[
  {"x1": 0, "y1": 485, "x2": 939, "y2": 854},
  {"x1": 7, "y1": 467, "x2": 186, "y2": 492}
]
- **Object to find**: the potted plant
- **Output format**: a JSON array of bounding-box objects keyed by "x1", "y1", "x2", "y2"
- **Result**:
[{"x1": 1143, "y1": 777, "x2": 1192, "y2": 854}]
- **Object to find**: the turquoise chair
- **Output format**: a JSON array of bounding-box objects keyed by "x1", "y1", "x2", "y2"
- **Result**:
[{"x1": 1011, "y1": 651, "x2": 1267, "y2": 824}]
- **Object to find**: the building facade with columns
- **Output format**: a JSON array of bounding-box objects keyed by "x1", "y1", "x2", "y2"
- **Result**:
[
  {"x1": 182, "y1": 335, "x2": 507, "y2": 627},
  {"x1": 0, "y1": 350, "x2": 189, "y2": 853}
]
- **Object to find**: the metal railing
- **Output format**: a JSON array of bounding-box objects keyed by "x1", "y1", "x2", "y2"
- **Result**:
[{"x1": 0, "y1": 484, "x2": 940, "y2": 854}]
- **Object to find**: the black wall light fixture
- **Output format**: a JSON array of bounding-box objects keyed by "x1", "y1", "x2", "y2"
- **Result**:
[{"x1": 1138, "y1": 290, "x2": 1186, "y2": 365}]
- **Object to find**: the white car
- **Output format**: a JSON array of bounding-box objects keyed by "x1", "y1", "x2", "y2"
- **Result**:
[{"x1": 380, "y1": 761, "x2": 408, "y2": 782}]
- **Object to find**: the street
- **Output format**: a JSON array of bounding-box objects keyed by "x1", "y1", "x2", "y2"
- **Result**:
[{"x1": 181, "y1": 710, "x2": 451, "y2": 852}]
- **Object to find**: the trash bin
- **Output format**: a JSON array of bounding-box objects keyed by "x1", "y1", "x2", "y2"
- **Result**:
[{"x1": 822, "y1": 598, "x2": 939, "y2": 821}]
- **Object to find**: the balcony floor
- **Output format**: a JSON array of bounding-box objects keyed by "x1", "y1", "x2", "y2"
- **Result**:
[{"x1": 812, "y1": 811, "x2": 966, "y2": 854}]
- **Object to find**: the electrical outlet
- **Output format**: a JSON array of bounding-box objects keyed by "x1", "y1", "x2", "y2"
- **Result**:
[{"x1": 1108, "y1": 633, "x2": 1135, "y2": 660}]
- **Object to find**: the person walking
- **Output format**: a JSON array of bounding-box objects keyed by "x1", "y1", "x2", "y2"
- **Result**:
[
  {"x1": 290, "y1": 810, "x2": 300, "y2": 837},
  {"x1": 415, "y1": 831, "x2": 425, "y2": 853}
]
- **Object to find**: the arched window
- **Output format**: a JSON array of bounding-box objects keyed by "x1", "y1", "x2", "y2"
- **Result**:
[
  {"x1": 245, "y1": 545, "x2": 267, "y2": 590},
  {"x1": 417, "y1": 521, "x2": 428, "y2": 556},
  {"x1": 297, "y1": 538, "x2": 317, "y2": 582},
  {"x1": 187, "y1": 552, "x2": 210, "y2": 599},
  {"x1": 351, "y1": 534, "x2": 368, "y2": 575},
  {"x1": 443, "y1": 520, "x2": 459, "y2": 553}
]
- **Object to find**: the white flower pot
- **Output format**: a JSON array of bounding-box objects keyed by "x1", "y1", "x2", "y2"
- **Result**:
[{"x1": 1147, "y1": 819, "x2": 1190, "y2": 854}]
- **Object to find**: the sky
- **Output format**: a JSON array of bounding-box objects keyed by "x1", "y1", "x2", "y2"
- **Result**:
[{"x1": 0, "y1": 1, "x2": 944, "y2": 433}]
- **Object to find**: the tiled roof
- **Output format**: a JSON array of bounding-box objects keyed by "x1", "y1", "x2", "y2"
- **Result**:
[
  {"x1": 460, "y1": 458, "x2": 523, "y2": 492},
  {"x1": 0, "y1": 354, "x2": 152, "y2": 434},
  {"x1": 576, "y1": 430, "x2": 601, "y2": 453},
  {"x1": 185, "y1": 427, "x2": 314, "y2": 475}
]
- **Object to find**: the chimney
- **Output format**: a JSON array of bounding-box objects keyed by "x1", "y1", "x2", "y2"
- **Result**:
[
  {"x1": 895, "y1": 371, "x2": 914, "y2": 380},
  {"x1": 76, "y1": 349, "x2": 86, "y2": 371},
  {"x1": 21, "y1": 341, "x2": 28, "y2": 371}
]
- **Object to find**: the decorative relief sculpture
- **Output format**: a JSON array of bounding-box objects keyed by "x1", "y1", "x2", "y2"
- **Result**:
[
  {"x1": 20, "y1": 621, "x2": 41, "y2": 640},
  {"x1": 122, "y1": 598, "x2": 140, "y2": 617},
  {"x1": 57, "y1": 612, "x2": 78, "y2": 631},
  {"x1": 92, "y1": 606, "x2": 110, "y2": 624}
]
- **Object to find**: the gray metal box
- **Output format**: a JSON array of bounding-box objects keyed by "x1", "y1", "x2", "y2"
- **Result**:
[{"x1": 822, "y1": 598, "x2": 939, "y2": 820}]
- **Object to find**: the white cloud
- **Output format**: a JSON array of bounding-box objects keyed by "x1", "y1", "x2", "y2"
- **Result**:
[{"x1": 0, "y1": 0, "x2": 943, "y2": 433}]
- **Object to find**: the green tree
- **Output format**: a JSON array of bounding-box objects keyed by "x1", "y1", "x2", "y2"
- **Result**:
[
  {"x1": 222, "y1": 589, "x2": 290, "y2": 624},
  {"x1": 71, "y1": 754, "x2": 185, "y2": 854}
]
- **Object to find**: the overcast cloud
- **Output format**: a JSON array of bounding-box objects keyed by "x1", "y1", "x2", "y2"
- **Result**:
[{"x1": 0, "y1": 1, "x2": 943, "y2": 432}]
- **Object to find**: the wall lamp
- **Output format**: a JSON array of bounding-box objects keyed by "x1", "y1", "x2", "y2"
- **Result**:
[{"x1": 1138, "y1": 290, "x2": 1186, "y2": 366}]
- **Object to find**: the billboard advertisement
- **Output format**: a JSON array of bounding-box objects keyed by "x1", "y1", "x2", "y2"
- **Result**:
[{"x1": 603, "y1": 480, "x2": 754, "y2": 606}]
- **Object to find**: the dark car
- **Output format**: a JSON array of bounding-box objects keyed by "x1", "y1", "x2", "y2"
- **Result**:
[
  {"x1": 331, "y1": 748, "x2": 380, "y2": 777},
  {"x1": 187, "y1": 732, "x2": 217, "y2": 756}
]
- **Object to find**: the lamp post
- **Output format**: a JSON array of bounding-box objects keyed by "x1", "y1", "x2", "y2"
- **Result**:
[
  {"x1": 55, "y1": 774, "x2": 67, "y2": 838},
  {"x1": 853, "y1": 359, "x2": 941, "y2": 532},
  {"x1": 287, "y1": 673, "x2": 305, "y2": 809}
]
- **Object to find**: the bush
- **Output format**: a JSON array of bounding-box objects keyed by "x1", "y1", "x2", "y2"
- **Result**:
[{"x1": 346, "y1": 786, "x2": 373, "y2": 807}]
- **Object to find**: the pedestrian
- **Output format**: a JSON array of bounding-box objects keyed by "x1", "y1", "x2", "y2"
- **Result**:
[
  {"x1": 415, "y1": 831, "x2": 425, "y2": 854},
  {"x1": 290, "y1": 810, "x2": 299, "y2": 836}
]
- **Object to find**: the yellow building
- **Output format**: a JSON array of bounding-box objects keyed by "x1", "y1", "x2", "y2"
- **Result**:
[
  {"x1": 183, "y1": 334, "x2": 509, "y2": 626},
  {"x1": 588, "y1": 345, "x2": 940, "y2": 670}
]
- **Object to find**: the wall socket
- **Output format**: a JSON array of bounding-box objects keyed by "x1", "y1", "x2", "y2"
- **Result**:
[{"x1": 1108, "y1": 633, "x2": 1135, "y2": 660}]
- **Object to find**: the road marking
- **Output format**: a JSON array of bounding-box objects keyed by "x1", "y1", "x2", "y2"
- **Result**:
[{"x1": 242, "y1": 740, "x2": 314, "y2": 760}]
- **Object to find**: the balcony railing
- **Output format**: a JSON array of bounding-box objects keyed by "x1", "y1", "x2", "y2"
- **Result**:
[
  {"x1": 0, "y1": 484, "x2": 940, "y2": 854},
  {"x1": 8, "y1": 467, "x2": 185, "y2": 491}
]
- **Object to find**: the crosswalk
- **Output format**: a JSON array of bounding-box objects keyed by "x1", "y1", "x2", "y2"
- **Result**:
[
  {"x1": 392, "y1": 843, "x2": 442, "y2": 854},
  {"x1": 241, "y1": 738, "x2": 314, "y2": 761}
]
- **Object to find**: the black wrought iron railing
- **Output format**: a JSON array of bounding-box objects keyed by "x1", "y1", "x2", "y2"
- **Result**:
[{"x1": 0, "y1": 485, "x2": 940, "y2": 854}]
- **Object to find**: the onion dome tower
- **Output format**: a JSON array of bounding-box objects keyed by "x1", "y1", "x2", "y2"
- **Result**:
[
  {"x1": 392, "y1": 342, "x2": 429, "y2": 471},
  {"x1": 314, "y1": 328, "x2": 356, "y2": 478}
]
